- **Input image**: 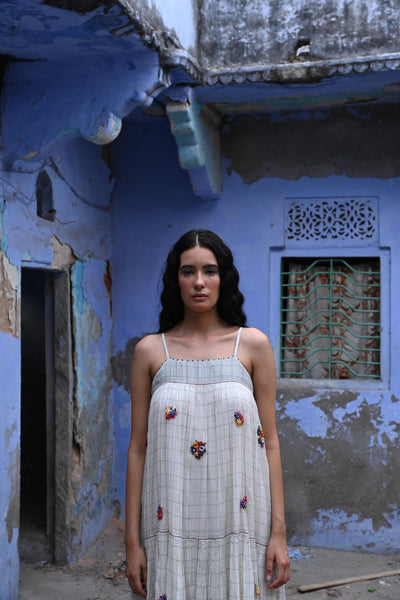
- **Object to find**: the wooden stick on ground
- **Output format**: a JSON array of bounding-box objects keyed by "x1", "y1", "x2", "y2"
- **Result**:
[{"x1": 298, "y1": 568, "x2": 400, "y2": 593}]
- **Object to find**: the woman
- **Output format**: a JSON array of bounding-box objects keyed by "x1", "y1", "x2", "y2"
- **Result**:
[{"x1": 125, "y1": 230, "x2": 290, "y2": 599}]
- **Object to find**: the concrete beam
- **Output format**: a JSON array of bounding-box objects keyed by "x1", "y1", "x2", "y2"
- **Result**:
[{"x1": 166, "y1": 99, "x2": 221, "y2": 200}]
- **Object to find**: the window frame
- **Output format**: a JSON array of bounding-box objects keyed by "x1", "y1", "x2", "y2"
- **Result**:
[{"x1": 269, "y1": 247, "x2": 390, "y2": 390}]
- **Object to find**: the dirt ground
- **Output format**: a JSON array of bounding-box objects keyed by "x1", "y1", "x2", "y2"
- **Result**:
[{"x1": 19, "y1": 518, "x2": 400, "y2": 600}]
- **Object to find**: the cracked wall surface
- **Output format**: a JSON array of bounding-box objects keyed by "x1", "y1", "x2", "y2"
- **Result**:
[
  {"x1": 70, "y1": 257, "x2": 113, "y2": 558},
  {"x1": 0, "y1": 251, "x2": 19, "y2": 337},
  {"x1": 1, "y1": 133, "x2": 115, "y2": 591}
]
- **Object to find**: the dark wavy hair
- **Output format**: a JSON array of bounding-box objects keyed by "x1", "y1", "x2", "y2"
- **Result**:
[{"x1": 158, "y1": 229, "x2": 247, "y2": 332}]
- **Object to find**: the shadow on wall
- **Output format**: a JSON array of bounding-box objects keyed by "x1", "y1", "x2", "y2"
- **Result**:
[{"x1": 222, "y1": 104, "x2": 400, "y2": 183}]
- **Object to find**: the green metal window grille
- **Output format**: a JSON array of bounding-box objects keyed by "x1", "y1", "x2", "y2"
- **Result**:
[{"x1": 280, "y1": 258, "x2": 381, "y2": 380}]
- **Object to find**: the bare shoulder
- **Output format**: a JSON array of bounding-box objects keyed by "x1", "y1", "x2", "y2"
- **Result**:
[
  {"x1": 133, "y1": 333, "x2": 165, "y2": 379},
  {"x1": 240, "y1": 327, "x2": 272, "y2": 354},
  {"x1": 237, "y1": 328, "x2": 274, "y2": 378},
  {"x1": 134, "y1": 333, "x2": 161, "y2": 355}
]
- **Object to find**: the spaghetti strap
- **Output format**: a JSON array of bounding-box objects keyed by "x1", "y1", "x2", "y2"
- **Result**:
[
  {"x1": 161, "y1": 333, "x2": 170, "y2": 360},
  {"x1": 234, "y1": 327, "x2": 243, "y2": 357}
]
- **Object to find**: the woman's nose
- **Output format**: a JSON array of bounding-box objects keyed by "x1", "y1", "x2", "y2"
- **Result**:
[{"x1": 194, "y1": 272, "x2": 205, "y2": 287}]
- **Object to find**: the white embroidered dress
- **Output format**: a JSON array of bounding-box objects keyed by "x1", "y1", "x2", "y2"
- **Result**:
[{"x1": 137, "y1": 328, "x2": 285, "y2": 600}]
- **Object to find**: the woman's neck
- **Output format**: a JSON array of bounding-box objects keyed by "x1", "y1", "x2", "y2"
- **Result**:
[{"x1": 173, "y1": 311, "x2": 231, "y2": 339}]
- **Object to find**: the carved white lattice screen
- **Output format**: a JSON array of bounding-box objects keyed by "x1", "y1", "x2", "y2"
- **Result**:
[{"x1": 284, "y1": 197, "x2": 379, "y2": 246}]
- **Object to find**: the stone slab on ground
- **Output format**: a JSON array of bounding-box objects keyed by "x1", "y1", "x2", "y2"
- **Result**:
[{"x1": 19, "y1": 518, "x2": 400, "y2": 599}]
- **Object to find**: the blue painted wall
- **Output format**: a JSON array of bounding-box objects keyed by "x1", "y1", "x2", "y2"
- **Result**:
[
  {"x1": 111, "y1": 108, "x2": 400, "y2": 554},
  {"x1": 0, "y1": 136, "x2": 115, "y2": 596},
  {"x1": 0, "y1": 331, "x2": 20, "y2": 600}
]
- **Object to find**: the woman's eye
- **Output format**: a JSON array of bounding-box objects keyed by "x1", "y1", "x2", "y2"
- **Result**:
[
  {"x1": 206, "y1": 269, "x2": 218, "y2": 275},
  {"x1": 181, "y1": 268, "x2": 193, "y2": 276}
]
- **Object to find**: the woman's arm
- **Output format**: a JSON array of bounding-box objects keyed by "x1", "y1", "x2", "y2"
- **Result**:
[
  {"x1": 247, "y1": 328, "x2": 290, "y2": 589},
  {"x1": 125, "y1": 337, "x2": 153, "y2": 598}
]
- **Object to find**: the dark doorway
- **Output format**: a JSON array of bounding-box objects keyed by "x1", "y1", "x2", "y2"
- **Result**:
[
  {"x1": 19, "y1": 267, "x2": 73, "y2": 565},
  {"x1": 20, "y1": 269, "x2": 56, "y2": 561}
]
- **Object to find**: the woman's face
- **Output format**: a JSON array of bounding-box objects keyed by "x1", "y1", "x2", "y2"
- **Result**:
[{"x1": 178, "y1": 245, "x2": 220, "y2": 314}]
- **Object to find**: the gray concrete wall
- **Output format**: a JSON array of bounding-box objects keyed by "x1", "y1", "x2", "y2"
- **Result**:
[{"x1": 198, "y1": 0, "x2": 400, "y2": 69}]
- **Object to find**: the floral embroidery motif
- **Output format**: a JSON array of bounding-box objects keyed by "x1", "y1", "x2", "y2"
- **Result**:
[
  {"x1": 256, "y1": 584, "x2": 260, "y2": 595},
  {"x1": 234, "y1": 411, "x2": 244, "y2": 426},
  {"x1": 240, "y1": 495, "x2": 247, "y2": 509},
  {"x1": 191, "y1": 440, "x2": 206, "y2": 459},
  {"x1": 165, "y1": 406, "x2": 177, "y2": 419},
  {"x1": 257, "y1": 426, "x2": 265, "y2": 448},
  {"x1": 157, "y1": 505, "x2": 163, "y2": 520},
  {"x1": 159, "y1": 595, "x2": 167, "y2": 600}
]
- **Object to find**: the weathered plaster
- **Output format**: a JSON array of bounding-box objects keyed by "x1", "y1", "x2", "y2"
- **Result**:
[
  {"x1": 306, "y1": 508, "x2": 400, "y2": 552},
  {"x1": 112, "y1": 336, "x2": 142, "y2": 393},
  {"x1": 222, "y1": 104, "x2": 400, "y2": 183},
  {"x1": 2, "y1": 139, "x2": 112, "y2": 267},
  {"x1": 198, "y1": 0, "x2": 400, "y2": 69},
  {"x1": 51, "y1": 236, "x2": 76, "y2": 270},
  {"x1": 278, "y1": 388, "x2": 400, "y2": 550},
  {"x1": 0, "y1": 330, "x2": 20, "y2": 599},
  {"x1": 70, "y1": 258, "x2": 114, "y2": 557},
  {"x1": 5, "y1": 446, "x2": 19, "y2": 544},
  {"x1": 0, "y1": 251, "x2": 20, "y2": 337},
  {"x1": 1, "y1": 133, "x2": 114, "y2": 581}
]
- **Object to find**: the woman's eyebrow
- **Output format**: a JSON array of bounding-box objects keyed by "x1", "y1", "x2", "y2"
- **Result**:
[{"x1": 180, "y1": 263, "x2": 218, "y2": 269}]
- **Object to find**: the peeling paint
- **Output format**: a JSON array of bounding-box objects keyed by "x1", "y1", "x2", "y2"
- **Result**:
[
  {"x1": 4, "y1": 423, "x2": 17, "y2": 449},
  {"x1": 283, "y1": 396, "x2": 331, "y2": 438},
  {"x1": 51, "y1": 235, "x2": 76, "y2": 270},
  {"x1": 20, "y1": 249, "x2": 32, "y2": 261},
  {"x1": 71, "y1": 261, "x2": 86, "y2": 317},
  {"x1": 303, "y1": 508, "x2": 400, "y2": 552},
  {"x1": 70, "y1": 258, "x2": 114, "y2": 557},
  {"x1": 279, "y1": 387, "x2": 400, "y2": 550},
  {"x1": 80, "y1": 112, "x2": 122, "y2": 146},
  {"x1": 0, "y1": 251, "x2": 20, "y2": 338},
  {"x1": 6, "y1": 446, "x2": 19, "y2": 544},
  {"x1": 112, "y1": 336, "x2": 142, "y2": 392},
  {"x1": 0, "y1": 201, "x2": 7, "y2": 253}
]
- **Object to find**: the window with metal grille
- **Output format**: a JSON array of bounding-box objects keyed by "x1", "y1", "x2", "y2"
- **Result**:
[{"x1": 280, "y1": 258, "x2": 381, "y2": 380}]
